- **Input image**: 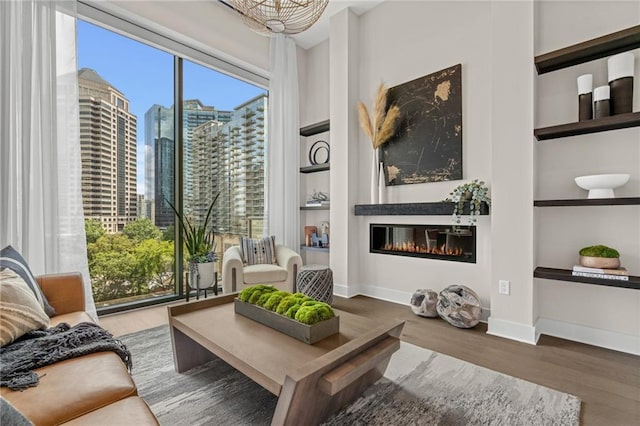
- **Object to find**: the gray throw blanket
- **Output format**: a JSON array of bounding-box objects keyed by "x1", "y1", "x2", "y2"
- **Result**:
[{"x1": 1, "y1": 322, "x2": 131, "y2": 391}]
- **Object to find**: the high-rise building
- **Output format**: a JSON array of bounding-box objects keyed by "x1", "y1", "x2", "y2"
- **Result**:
[
  {"x1": 145, "y1": 100, "x2": 231, "y2": 228},
  {"x1": 191, "y1": 94, "x2": 267, "y2": 237},
  {"x1": 183, "y1": 100, "x2": 232, "y2": 212},
  {"x1": 145, "y1": 105, "x2": 174, "y2": 228},
  {"x1": 192, "y1": 121, "x2": 223, "y2": 226},
  {"x1": 78, "y1": 68, "x2": 137, "y2": 233}
]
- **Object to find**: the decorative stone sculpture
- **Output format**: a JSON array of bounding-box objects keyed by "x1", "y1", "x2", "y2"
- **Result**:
[
  {"x1": 409, "y1": 289, "x2": 438, "y2": 318},
  {"x1": 436, "y1": 285, "x2": 482, "y2": 328}
]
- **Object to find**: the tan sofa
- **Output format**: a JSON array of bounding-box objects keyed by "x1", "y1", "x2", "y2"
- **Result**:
[{"x1": 1, "y1": 273, "x2": 158, "y2": 425}]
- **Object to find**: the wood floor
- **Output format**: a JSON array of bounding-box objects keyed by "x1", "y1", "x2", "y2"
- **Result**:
[{"x1": 99, "y1": 295, "x2": 640, "y2": 426}]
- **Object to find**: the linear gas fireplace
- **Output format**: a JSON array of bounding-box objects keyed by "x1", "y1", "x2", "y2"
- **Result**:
[{"x1": 370, "y1": 224, "x2": 476, "y2": 263}]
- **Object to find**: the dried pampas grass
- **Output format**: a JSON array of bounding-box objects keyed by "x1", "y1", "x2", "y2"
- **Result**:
[{"x1": 358, "y1": 83, "x2": 401, "y2": 149}]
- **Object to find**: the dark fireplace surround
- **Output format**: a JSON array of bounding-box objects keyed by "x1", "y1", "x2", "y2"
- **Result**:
[{"x1": 370, "y1": 223, "x2": 476, "y2": 263}]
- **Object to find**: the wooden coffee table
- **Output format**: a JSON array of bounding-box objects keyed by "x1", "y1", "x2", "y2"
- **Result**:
[{"x1": 168, "y1": 293, "x2": 404, "y2": 426}]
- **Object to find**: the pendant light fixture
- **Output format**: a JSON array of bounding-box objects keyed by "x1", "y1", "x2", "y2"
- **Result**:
[{"x1": 227, "y1": 0, "x2": 329, "y2": 35}]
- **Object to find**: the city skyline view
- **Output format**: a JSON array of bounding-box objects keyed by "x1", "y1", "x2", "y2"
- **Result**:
[{"x1": 77, "y1": 19, "x2": 267, "y2": 194}]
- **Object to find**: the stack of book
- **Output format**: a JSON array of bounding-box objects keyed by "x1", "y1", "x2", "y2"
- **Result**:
[
  {"x1": 572, "y1": 265, "x2": 629, "y2": 281},
  {"x1": 305, "y1": 200, "x2": 330, "y2": 207}
]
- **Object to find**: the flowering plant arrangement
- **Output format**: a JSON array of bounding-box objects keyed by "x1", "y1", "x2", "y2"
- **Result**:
[{"x1": 445, "y1": 180, "x2": 490, "y2": 224}]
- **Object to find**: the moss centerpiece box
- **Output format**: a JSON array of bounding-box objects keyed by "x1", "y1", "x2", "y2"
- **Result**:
[{"x1": 234, "y1": 285, "x2": 339, "y2": 344}]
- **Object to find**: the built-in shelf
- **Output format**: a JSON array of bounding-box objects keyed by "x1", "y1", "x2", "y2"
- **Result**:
[
  {"x1": 300, "y1": 163, "x2": 330, "y2": 173},
  {"x1": 534, "y1": 112, "x2": 640, "y2": 140},
  {"x1": 534, "y1": 267, "x2": 640, "y2": 290},
  {"x1": 534, "y1": 197, "x2": 640, "y2": 207},
  {"x1": 354, "y1": 201, "x2": 489, "y2": 216},
  {"x1": 300, "y1": 120, "x2": 330, "y2": 137},
  {"x1": 300, "y1": 205, "x2": 330, "y2": 211},
  {"x1": 300, "y1": 245, "x2": 330, "y2": 253},
  {"x1": 534, "y1": 25, "x2": 640, "y2": 74}
]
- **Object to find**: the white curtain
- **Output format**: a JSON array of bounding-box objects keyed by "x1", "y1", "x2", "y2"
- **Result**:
[
  {"x1": 266, "y1": 35, "x2": 300, "y2": 250},
  {"x1": 0, "y1": 0, "x2": 97, "y2": 318}
]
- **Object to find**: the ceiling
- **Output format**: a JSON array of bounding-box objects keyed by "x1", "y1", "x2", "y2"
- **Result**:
[
  {"x1": 290, "y1": 0, "x2": 384, "y2": 49},
  {"x1": 219, "y1": 0, "x2": 384, "y2": 50}
]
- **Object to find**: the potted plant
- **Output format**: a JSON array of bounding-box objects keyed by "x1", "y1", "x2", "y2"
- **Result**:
[
  {"x1": 578, "y1": 245, "x2": 621, "y2": 269},
  {"x1": 445, "y1": 180, "x2": 490, "y2": 224},
  {"x1": 165, "y1": 192, "x2": 221, "y2": 295}
]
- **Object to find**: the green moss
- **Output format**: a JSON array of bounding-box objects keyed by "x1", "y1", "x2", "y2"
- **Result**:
[
  {"x1": 240, "y1": 286, "x2": 335, "y2": 326},
  {"x1": 276, "y1": 296, "x2": 299, "y2": 315},
  {"x1": 238, "y1": 286, "x2": 258, "y2": 302},
  {"x1": 263, "y1": 291, "x2": 290, "y2": 311},
  {"x1": 247, "y1": 286, "x2": 276, "y2": 304},
  {"x1": 256, "y1": 292, "x2": 274, "y2": 307},
  {"x1": 579, "y1": 245, "x2": 620, "y2": 258},
  {"x1": 295, "y1": 306, "x2": 320, "y2": 325},
  {"x1": 314, "y1": 303, "x2": 335, "y2": 321},
  {"x1": 285, "y1": 304, "x2": 301, "y2": 319},
  {"x1": 293, "y1": 303, "x2": 335, "y2": 325}
]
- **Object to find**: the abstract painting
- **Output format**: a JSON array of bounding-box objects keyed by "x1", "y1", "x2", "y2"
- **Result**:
[{"x1": 380, "y1": 64, "x2": 462, "y2": 185}]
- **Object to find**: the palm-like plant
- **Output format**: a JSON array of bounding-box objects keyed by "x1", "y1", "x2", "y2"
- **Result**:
[{"x1": 165, "y1": 192, "x2": 221, "y2": 263}]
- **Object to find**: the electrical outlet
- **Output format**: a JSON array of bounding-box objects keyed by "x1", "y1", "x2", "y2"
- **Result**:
[{"x1": 499, "y1": 280, "x2": 510, "y2": 295}]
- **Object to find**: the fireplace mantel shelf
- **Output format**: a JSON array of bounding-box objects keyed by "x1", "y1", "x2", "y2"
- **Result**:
[{"x1": 354, "y1": 201, "x2": 490, "y2": 216}]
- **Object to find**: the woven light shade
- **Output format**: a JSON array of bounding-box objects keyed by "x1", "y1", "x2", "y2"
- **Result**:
[{"x1": 229, "y1": 0, "x2": 329, "y2": 35}]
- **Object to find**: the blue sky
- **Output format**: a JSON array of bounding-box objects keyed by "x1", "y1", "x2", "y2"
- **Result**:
[{"x1": 77, "y1": 20, "x2": 266, "y2": 194}]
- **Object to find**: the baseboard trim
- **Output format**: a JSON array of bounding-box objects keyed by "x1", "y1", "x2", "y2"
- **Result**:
[
  {"x1": 535, "y1": 317, "x2": 640, "y2": 356},
  {"x1": 487, "y1": 317, "x2": 538, "y2": 345},
  {"x1": 332, "y1": 283, "x2": 361, "y2": 298}
]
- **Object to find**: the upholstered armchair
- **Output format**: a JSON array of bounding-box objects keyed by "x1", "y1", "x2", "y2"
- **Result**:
[{"x1": 222, "y1": 244, "x2": 303, "y2": 294}]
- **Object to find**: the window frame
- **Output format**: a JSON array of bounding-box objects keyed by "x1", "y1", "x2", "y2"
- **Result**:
[{"x1": 78, "y1": 1, "x2": 268, "y2": 316}]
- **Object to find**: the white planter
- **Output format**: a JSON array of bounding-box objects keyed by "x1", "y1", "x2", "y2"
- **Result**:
[{"x1": 189, "y1": 261, "x2": 217, "y2": 290}]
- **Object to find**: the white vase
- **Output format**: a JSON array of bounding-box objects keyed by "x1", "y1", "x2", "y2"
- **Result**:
[
  {"x1": 378, "y1": 162, "x2": 386, "y2": 204},
  {"x1": 370, "y1": 150, "x2": 379, "y2": 204},
  {"x1": 189, "y1": 261, "x2": 216, "y2": 291}
]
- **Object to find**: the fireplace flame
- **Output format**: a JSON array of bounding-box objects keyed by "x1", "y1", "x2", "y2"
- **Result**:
[{"x1": 382, "y1": 241, "x2": 464, "y2": 256}]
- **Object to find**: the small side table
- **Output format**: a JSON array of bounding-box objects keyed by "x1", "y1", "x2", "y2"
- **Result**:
[{"x1": 297, "y1": 264, "x2": 333, "y2": 304}]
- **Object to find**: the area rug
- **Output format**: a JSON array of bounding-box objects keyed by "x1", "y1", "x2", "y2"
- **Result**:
[{"x1": 119, "y1": 326, "x2": 580, "y2": 425}]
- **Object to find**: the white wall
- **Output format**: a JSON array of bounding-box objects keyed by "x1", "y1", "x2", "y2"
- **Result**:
[
  {"x1": 488, "y1": 0, "x2": 536, "y2": 343},
  {"x1": 354, "y1": 1, "x2": 494, "y2": 308},
  {"x1": 106, "y1": 0, "x2": 269, "y2": 76},
  {"x1": 298, "y1": 0, "x2": 639, "y2": 354},
  {"x1": 533, "y1": 1, "x2": 640, "y2": 353}
]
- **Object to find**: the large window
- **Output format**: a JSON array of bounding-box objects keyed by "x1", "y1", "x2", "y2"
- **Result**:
[{"x1": 77, "y1": 19, "x2": 267, "y2": 311}]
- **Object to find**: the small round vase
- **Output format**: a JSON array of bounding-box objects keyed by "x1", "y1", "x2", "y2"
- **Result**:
[{"x1": 579, "y1": 256, "x2": 620, "y2": 269}]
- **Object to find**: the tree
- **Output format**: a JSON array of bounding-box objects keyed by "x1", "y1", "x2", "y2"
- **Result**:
[
  {"x1": 85, "y1": 219, "x2": 105, "y2": 244},
  {"x1": 123, "y1": 218, "x2": 161, "y2": 242},
  {"x1": 132, "y1": 239, "x2": 175, "y2": 292},
  {"x1": 162, "y1": 225, "x2": 175, "y2": 242},
  {"x1": 87, "y1": 234, "x2": 136, "y2": 302}
]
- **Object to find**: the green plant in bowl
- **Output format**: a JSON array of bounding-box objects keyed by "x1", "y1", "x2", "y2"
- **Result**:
[
  {"x1": 578, "y1": 245, "x2": 621, "y2": 269},
  {"x1": 579, "y1": 245, "x2": 620, "y2": 258}
]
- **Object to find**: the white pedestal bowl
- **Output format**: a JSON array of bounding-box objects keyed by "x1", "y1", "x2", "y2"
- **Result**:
[{"x1": 574, "y1": 174, "x2": 630, "y2": 199}]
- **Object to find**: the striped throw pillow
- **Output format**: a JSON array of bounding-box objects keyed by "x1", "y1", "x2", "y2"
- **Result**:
[
  {"x1": 0, "y1": 245, "x2": 56, "y2": 317},
  {"x1": 240, "y1": 236, "x2": 278, "y2": 266},
  {"x1": 0, "y1": 268, "x2": 50, "y2": 347}
]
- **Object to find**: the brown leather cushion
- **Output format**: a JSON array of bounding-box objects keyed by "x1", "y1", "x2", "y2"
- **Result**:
[
  {"x1": 62, "y1": 396, "x2": 158, "y2": 425},
  {"x1": 49, "y1": 311, "x2": 95, "y2": 327},
  {"x1": 1, "y1": 352, "x2": 137, "y2": 426}
]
